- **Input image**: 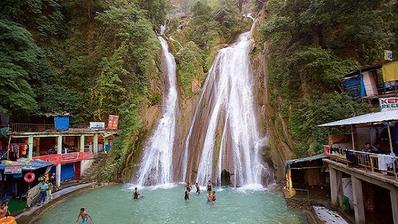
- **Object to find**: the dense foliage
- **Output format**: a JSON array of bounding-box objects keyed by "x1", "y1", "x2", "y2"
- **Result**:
[
  {"x1": 261, "y1": 0, "x2": 398, "y2": 156},
  {"x1": 170, "y1": 0, "x2": 250, "y2": 97},
  {"x1": 0, "y1": 0, "x2": 167, "y2": 180}
]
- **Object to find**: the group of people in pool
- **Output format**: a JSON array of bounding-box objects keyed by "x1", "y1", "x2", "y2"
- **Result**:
[
  {"x1": 75, "y1": 181, "x2": 216, "y2": 224},
  {"x1": 184, "y1": 181, "x2": 216, "y2": 206},
  {"x1": 133, "y1": 180, "x2": 217, "y2": 206}
]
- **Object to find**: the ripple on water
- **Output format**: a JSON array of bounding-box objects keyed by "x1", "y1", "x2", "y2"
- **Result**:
[{"x1": 33, "y1": 185, "x2": 306, "y2": 224}]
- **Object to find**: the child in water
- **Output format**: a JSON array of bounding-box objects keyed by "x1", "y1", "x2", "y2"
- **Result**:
[
  {"x1": 211, "y1": 191, "x2": 216, "y2": 207},
  {"x1": 184, "y1": 190, "x2": 190, "y2": 200},
  {"x1": 76, "y1": 208, "x2": 92, "y2": 224}
]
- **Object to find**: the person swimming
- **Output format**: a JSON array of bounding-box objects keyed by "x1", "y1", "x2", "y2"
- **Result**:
[
  {"x1": 184, "y1": 190, "x2": 190, "y2": 200},
  {"x1": 133, "y1": 187, "x2": 141, "y2": 199},
  {"x1": 195, "y1": 182, "x2": 200, "y2": 194},
  {"x1": 76, "y1": 208, "x2": 92, "y2": 224},
  {"x1": 207, "y1": 192, "x2": 213, "y2": 202}
]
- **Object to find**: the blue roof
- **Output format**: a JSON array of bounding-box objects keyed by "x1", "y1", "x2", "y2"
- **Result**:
[{"x1": 0, "y1": 159, "x2": 53, "y2": 171}]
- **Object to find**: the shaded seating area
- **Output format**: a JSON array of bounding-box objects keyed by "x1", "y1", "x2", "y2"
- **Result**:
[{"x1": 285, "y1": 154, "x2": 330, "y2": 203}]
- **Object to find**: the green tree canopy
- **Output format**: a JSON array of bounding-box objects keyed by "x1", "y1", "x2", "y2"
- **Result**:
[{"x1": 0, "y1": 19, "x2": 40, "y2": 114}]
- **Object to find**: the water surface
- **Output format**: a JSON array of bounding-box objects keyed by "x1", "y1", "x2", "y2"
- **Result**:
[{"x1": 34, "y1": 185, "x2": 305, "y2": 224}]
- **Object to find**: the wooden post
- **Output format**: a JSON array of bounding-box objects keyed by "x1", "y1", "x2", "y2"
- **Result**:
[
  {"x1": 387, "y1": 122, "x2": 397, "y2": 180},
  {"x1": 56, "y1": 135, "x2": 62, "y2": 187},
  {"x1": 330, "y1": 167, "x2": 343, "y2": 208},
  {"x1": 27, "y1": 135, "x2": 33, "y2": 159},
  {"x1": 351, "y1": 125, "x2": 355, "y2": 150},
  {"x1": 93, "y1": 133, "x2": 98, "y2": 154},
  {"x1": 80, "y1": 135, "x2": 85, "y2": 152},
  {"x1": 391, "y1": 189, "x2": 398, "y2": 224},
  {"x1": 352, "y1": 176, "x2": 365, "y2": 224}
]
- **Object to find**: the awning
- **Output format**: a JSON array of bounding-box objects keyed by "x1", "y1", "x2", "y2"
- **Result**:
[
  {"x1": 319, "y1": 110, "x2": 398, "y2": 127},
  {"x1": 0, "y1": 159, "x2": 53, "y2": 174},
  {"x1": 285, "y1": 154, "x2": 326, "y2": 169}
]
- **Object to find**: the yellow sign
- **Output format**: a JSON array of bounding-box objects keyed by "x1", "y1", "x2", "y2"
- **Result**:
[{"x1": 382, "y1": 61, "x2": 398, "y2": 82}]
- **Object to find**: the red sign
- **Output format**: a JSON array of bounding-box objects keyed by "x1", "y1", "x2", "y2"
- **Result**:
[
  {"x1": 33, "y1": 152, "x2": 94, "y2": 165},
  {"x1": 108, "y1": 115, "x2": 119, "y2": 130}
]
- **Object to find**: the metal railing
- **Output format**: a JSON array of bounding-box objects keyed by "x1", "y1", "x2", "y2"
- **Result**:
[
  {"x1": 6, "y1": 123, "x2": 118, "y2": 133},
  {"x1": 9, "y1": 123, "x2": 54, "y2": 132},
  {"x1": 328, "y1": 148, "x2": 398, "y2": 180}
]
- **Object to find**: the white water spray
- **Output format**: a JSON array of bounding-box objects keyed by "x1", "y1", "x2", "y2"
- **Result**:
[
  {"x1": 183, "y1": 24, "x2": 269, "y2": 187},
  {"x1": 134, "y1": 36, "x2": 178, "y2": 186}
]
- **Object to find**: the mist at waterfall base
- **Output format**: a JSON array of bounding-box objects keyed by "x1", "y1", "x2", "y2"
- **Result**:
[
  {"x1": 33, "y1": 185, "x2": 306, "y2": 224},
  {"x1": 133, "y1": 36, "x2": 178, "y2": 186}
]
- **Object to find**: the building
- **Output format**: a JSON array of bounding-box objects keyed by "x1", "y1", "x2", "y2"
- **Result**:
[
  {"x1": 3, "y1": 115, "x2": 118, "y2": 188},
  {"x1": 319, "y1": 110, "x2": 398, "y2": 224},
  {"x1": 7, "y1": 126, "x2": 117, "y2": 187},
  {"x1": 342, "y1": 60, "x2": 398, "y2": 100},
  {"x1": 285, "y1": 154, "x2": 328, "y2": 199}
]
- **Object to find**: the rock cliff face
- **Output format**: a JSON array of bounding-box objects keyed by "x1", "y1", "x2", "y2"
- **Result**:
[
  {"x1": 128, "y1": 2, "x2": 295, "y2": 184},
  {"x1": 250, "y1": 13, "x2": 295, "y2": 181}
]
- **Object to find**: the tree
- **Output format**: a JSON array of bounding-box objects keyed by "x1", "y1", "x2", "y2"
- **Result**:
[
  {"x1": 260, "y1": 0, "x2": 397, "y2": 155},
  {"x1": 0, "y1": 19, "x2": 40, "y2": 114}
]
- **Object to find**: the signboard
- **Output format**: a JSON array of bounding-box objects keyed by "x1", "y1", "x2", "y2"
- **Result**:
[
  {"x1": 4, "y1": 166, "x2": 22, "y2": 174},
  {"x1": 108, "y1": 115, "x2": 119, "y2": 130},
  {"x1": 384, "y1": 50, "x2": 393, "y2": 61},
  {"x1": 90, "y1": 122, "x2": 105, "y2": 129},
  {"x1": 379, "y1": 97, "x2": 398, "y2": 111},
  {"x1": 33, "y1": 152, "x2": 94, "y2": 165},
  {"x1": 61, "y1": 152, "x2": 79, "y2": 161}
]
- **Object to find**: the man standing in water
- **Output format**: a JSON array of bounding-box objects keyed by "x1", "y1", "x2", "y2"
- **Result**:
[
  {"x1": 206, "y1": 180, "x2": 212, "y2": 194},
  {"x1": 195, "y1": 183, "x2": 200, "y2": 194},
  {"x1": 184, "y1": 190, "x2": 190, "y2": 201},
  {"x1": 76, "y1": 208, "x2": 92, "y2": 224},
  {"x1": 133, "y1": 187, "x2": 141, "y2": 199},
  {"x1": 185, "y1": 182, "x2": 191, "y2": 192}
]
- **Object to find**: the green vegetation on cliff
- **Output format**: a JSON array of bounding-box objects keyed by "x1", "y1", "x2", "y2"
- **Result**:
[
  {"x1": 260, "y1": 0, "x2": 398, "y2": 156},
  {"x1": 170, "y1": 0, "x2": 250, "y2": 97},
  {"x1": 0, "y1": 0, "x2": 167, "y2": 181}
]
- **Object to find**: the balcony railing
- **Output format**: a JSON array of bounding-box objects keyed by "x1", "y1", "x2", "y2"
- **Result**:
[
  {"x1": 8, "y1": 123, "x2": 55, "y2": 132},
  {"x1": 327, "y1": 146, "x2": 398, "y2": 180},
  {"x1": 6, "y1": 123, "x2": 118, "y2": 133}
]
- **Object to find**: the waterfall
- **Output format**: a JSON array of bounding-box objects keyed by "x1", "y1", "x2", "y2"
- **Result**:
[
  {"x1": 182, "y1": 26, "x2": 269, "y2": 187},
  {"x1": 134, "y1": 36, "x2": 178, "y2": 186}
]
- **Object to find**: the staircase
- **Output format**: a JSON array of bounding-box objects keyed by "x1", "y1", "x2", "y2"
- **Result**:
[{"x1": 80, "y1": 153, "x2": 107, "y2": 183}]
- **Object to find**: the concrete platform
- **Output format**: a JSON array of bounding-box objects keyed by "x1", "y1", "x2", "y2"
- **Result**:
[{"x1": 16, "y1": 183, "x2": 95, "y2": 223}]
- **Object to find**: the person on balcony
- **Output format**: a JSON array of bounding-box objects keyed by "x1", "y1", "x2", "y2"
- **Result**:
[{"x1": 362, "y1": 142, "x2": 380, "y2": 153}]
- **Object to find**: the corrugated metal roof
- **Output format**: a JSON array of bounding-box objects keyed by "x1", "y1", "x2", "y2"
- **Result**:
[
  {"x1": 319, "y1": 110, "x2": 398, "y2": 127},
  {"x1": 0, "y1": 159, "x2": 53, "y2": 171},
  {"x1": 285, "y1": 154, "x2": 326, "y2": 168}
]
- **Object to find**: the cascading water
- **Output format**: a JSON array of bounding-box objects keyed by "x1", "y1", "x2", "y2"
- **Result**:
[
  {"x1": 182, "y1": 23, "x2": 271, "y2": 187},
  {"x1": 134, "y1": 36, "x2": 178, "y2": 186}
]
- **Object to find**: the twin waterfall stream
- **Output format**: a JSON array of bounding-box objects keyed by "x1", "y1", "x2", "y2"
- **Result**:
[{"x1": 134, "y1": 23, "x2": 271, "y2": 188}]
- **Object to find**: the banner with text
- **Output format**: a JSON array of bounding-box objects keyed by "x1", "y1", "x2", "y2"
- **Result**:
[{"x1": 379, "y1": 97, "x2": 398, "y2": 111}]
